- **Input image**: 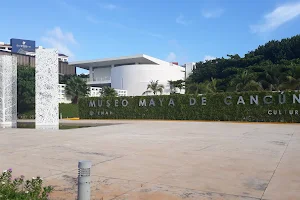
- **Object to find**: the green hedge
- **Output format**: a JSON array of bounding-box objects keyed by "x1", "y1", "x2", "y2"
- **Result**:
[
  {"x1": 59, "y1": 103, "x2": 79, "y2": 118},
  {"x1": 79, "y1": 91, "x2": 300, "y2": 123},
  {"x1": 18, "y1": 103, "x2": 79, "y2": 119}
]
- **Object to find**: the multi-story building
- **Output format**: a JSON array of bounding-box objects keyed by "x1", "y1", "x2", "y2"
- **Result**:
[
  {"x1": 69, "y1": 54, "x2": 186, "y2": 96},
  {"x1": 0, "y1": 39, "x2": 69, "y2": 62},
  {"x1": 0, "y1": 38, "x2": 75, "y2": 75},
  {"x1": 183, "y1": 62, "x2": 196, "y2": 79},
  {"x1": 0, "y1": 42, "x2": 12, "y2": 52}
]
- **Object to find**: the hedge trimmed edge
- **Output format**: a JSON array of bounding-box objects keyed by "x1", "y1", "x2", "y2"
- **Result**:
[{"x1": 79, "y1": 91, "x2": 300, "y2": 123}]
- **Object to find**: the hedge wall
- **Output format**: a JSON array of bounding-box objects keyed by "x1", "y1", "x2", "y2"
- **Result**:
[
  {"x1": 79, "y1": 91, "x2": 300, "y2": 122},
  {"x1": 59, "y1": 103, "x2": 79, "y2": 118},
  {"x1": 18, "y1": 103, "x2": 79, "y2": 119}
]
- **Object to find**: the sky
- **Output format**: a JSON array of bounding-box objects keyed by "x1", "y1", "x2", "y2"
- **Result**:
[{"x1": 1, "y1": 0, "x2": 300, "y2": 74}]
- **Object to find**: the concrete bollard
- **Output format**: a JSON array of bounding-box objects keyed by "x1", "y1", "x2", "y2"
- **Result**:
[{"x1": 78, "y1": 160, "x2": 92, "y2": 200}]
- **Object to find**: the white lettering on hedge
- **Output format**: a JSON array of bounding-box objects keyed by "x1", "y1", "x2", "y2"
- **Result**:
[
  {"x1": 263, "y1": 96, "x2": 272, "y2": 104},
  {"x1": 293, "y1": 94, "x2": 300, "y2": 104},
  {"x1": 250, "y1": 95, "x2": 258, "y2": 105},
  {"x1": 279, "y1": 94, "x2": 286, "y2": 104},
  {"x1": 159, "y1": 98, "x2": 164, "y2": 106},
  {"x1": 139, "y1": 99, "x2": 147, "y2": 107},
  {"x1": 89, "y1": 101, "x2": 96, "y2": 107},
  {"x1": 149, "y1": 98, "x2": 155, "y2": 106},
  {"x1": 115, "y1": 100, "x2": 119, "y2": 107},
  {"x1": 267, "y1": 110, "x2": 298, "y2": 115},
  {"x1": 224, "y1": 96, "x2": 232, "y2": 105},
  {"x1": 169, "y1": 98, "x2": 175, "y2": 106},
  {"x1": 202, "y1": 97, "x2": 207, "y2": 105},
  {"x1": 190, "y1": 98, "x2": 196, "y2": 106},
  {"x1": 98, "y1": 100, "x2": 103, "y2": 107},
  {"x1": 237, "y1": 96, "x2": 245, "y2": 105},
  {"x1": 106, "y1": 100, "x2": 111, "y2": 107},
  {"x1": 268, "y1": 110, "x2": 272, "y2": 115},
  {"x1": 96, "y1": 111, "x2": 113, "y2": 115},
  {"x1": 122, "y1": 99, "x2": 128, "y2": 107}
]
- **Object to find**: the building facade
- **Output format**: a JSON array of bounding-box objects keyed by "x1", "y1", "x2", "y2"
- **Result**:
[
  {"x1": 0, "y1": 50, "x2": 75, "y2": 75},
  {"x1": 58, "y1": 84, "x2": 127, "y2": 103},
  {"x1": 1, "y1": 38, "x2": 69, "y2": 64},
  {"x1": 69, "y1": 54, "x2": 186, "y2": 96}
]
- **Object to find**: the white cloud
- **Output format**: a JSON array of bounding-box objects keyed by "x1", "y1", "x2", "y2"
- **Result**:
[
  {"x1": 99, "y1": 3, "x2": 118, "y2": 10},
  {"x1": 166, "y1": 52, "x2": 177, "y2": 62},
  {"x1": 41, "y1": 27, "x2": 77, "y2": 58},
  {"x1": 176, "y1": 14, "x2": 190, "y2": 25},
  {"x1": 201, "y1": 8, "x2": 224, "y2": 18},
  {"x1": 203, "y1": 55, "x2": 216, "y2": 61},
  {"x1": 250, "y1": 2, "x2": 300, "y2": 33}
]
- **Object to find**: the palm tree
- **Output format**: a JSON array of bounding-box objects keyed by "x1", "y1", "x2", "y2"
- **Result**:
[
  {"x1": 231, "y1": 70, "x2": 263, "y2": 92},
  {"x1": 168, "y1": 80, "x2": 185, "y2": 94},
  {"x1": 259, "y1": 66, "x2": 282, "y2": 91},
  {"x1": 175, "y1": 80, "x2": 185, "y2": 93},
  {"x1": 168, "y1": 80, "x2": 176, "y2": 94},
  {"x1": 205, "y1": 77, "x2": 219, "y2": 93},
  {"x1": 186, "y1": 83, "x2": 200, "y2": 94},
  {"x1": 100, "y1": 86, "x2": 118, "y2": 97},
  {"x1": 65, "y1": 76, "x2": 89, "y2": 104},
  {"x1": 143, "y1": 80, "x2": 164, "y2": 95},
  {"x1": 280, "y1": 66, "x2": 300, "y2": 90}
]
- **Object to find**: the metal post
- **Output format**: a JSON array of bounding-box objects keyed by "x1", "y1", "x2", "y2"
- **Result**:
[{"x1": 78, "y1": 160, "x2": 92, "y2": 200}]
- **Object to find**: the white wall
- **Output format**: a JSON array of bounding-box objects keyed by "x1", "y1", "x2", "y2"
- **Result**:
[
  {"x1": 58, "y1": 84, "x2": 127, "y2": 103},
  {"x1": 185, "y1": 62, "x2": 195, "y2": 78},
  {"x1": 111, "y1": 64, "x2": 185, "y2": 96},
  {"x1": 92, "y1": 67, "x2": 111, "y2": 82}
]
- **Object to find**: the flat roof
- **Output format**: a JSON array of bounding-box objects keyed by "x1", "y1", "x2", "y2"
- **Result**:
[{"x1": 69, "y1": 54, "x2": 174, "y2": 69}]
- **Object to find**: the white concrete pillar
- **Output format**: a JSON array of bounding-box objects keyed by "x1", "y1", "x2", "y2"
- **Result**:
[
  {"x1": 35, "y1": 49, "x2": 59, "y2": 130},
  {"x1": 89, "y1": 67, "x2": 93, "y2": 81},
  {"x1": 0, "y1": 55, "x2": 17, "y2": 128}
]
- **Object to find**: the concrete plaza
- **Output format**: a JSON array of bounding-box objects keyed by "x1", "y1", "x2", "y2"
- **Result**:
[{"x1": 0, "y1": 120, "x2": 299, "y2": 200}]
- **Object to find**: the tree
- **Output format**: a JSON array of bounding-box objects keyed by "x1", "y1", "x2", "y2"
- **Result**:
[
  {"x1": 280, "y1": 66, "x2": 300, "y2": 90},
  {"x1": 168, "y1": 80, "x2": 185, "y2": 94},
  {"x1": 168, "y1": 80, "x2": 176, "y2": 94},
  {"x1": 231, "y1": 70, "x2": 263, "y2": 92},
  {"x1": 59, "y1": 74, "x2": 75, "y2": 84},
  {"x1": 188, "y1": 34, "x2": 300, "y2": 92},
  {"x1": 205, "y1": 77, "x2": 221, "y2": 93},
  {"x1": 174, "y1": 80, "x2": 185, "y2": 93},
  {"x1": 17, "y1": 66, "x2": 35, "y2": 113},
  {"x1": 143, "y1": 80, "x2": 164, "y2": 95},
  {"x1": 100, "y1": 86, "x2": 118, "y2": 97},
  {"x1": 65, "y1": 76, "x2": 89, "y2": 104}
]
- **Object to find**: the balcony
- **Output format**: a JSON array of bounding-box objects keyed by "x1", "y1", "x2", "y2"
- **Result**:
[{"x1": 87, "y1": 76, "x2": 111, "y2": 85}]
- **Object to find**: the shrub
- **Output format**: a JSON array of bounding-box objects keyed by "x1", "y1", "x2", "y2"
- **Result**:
[
  {"x1": 79, "y1": 91, "x2": 300, "y2": 123},
  {"x1": 0, "y1": 169, "x2": 53, "y2": 200},
  {"x1": 17, "y1": 103, "x2": 79, "y2": 119},
  {"x1": 59, "y1": 103, "x2": 79, "y2": 118}
]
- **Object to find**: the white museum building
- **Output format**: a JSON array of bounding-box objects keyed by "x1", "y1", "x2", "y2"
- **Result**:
[
  {"x1": 58, "y1": 84, "x2": 127, "y2": 104},
  {"x1": 69, "y1": 54, "x2": 194, "y2": 96}
]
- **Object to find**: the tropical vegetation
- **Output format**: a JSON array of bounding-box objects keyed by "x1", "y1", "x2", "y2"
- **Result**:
[
  {"x1": 100, "y1": 86, "x2": 118, "y2": 97},
  {"x1": 17, "y1": 66, "x2": 35, "y2": 114},
  {"x1": 65, "y1": 76, "x2": 89, "y2": 104},
  {"x1": 185, "y1": 34, "x2": 300, "y2": 94},
  {"x1": 0, "y1": 168, "x2": 53, "y2": 200},
  {"x1": 168, "y1": 80, "x2": 185, "y2": 94},
  {"x1": 143, "y1": 80, "x2": 164, "y2": 95}
]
